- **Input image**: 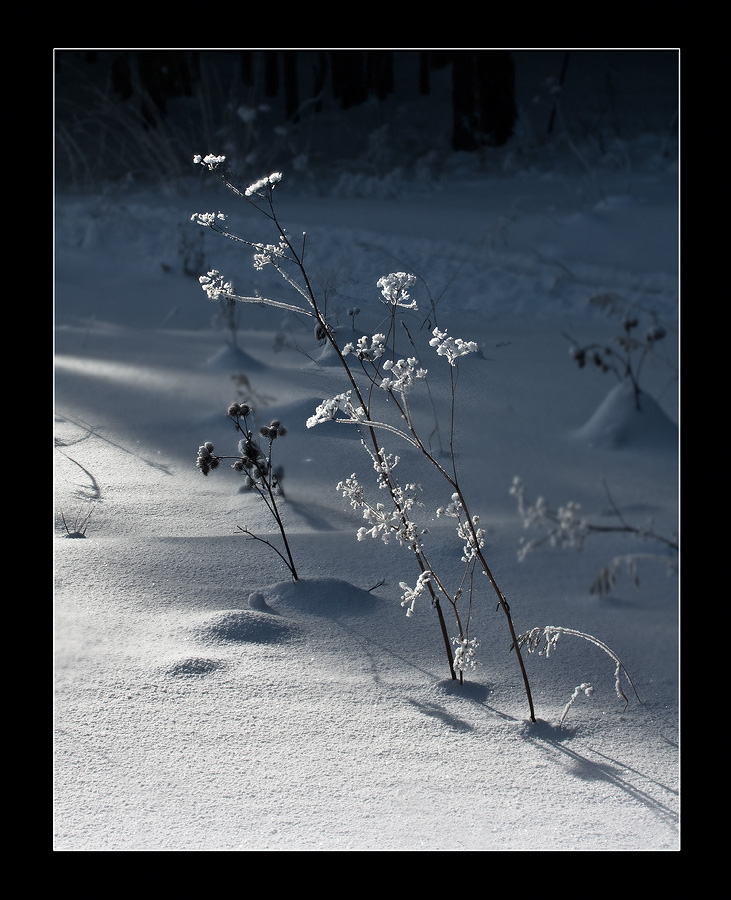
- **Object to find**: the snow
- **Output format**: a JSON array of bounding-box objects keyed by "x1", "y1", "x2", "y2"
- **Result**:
[{"x1": 54, "y1": 59, "x2": 679, "y2": 851}]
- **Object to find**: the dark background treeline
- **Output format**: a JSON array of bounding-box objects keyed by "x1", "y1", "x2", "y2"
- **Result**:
[{"x1": 54, "y1": 50, "x2": 678, "y2": 187}]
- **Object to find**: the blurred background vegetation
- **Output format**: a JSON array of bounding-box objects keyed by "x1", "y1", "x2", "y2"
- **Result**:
[{"x1": 54, "y1": 50, "x2": 678, "y2": 190}]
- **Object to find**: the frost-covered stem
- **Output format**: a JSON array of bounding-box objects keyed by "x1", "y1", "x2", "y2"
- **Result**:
[
  {"x1": 346, "y1": 312, "x2": 533, "y2": 705},
  {"x1": 386, "y1": 352, "x2": 534, "y2": 710},
  {"x1": 414, "y1": 552, "x2": 458, "y2": 681},
  {"x1": 549, "y1": 627, "x2": 640, "y2": 707},
  {"x1": 442, "y1": 358, "x2": 536, "y2": 715},
  {"x1": 475, "y1": 538, "x2": 535, "y2": 720},
  {"x1": 270, "y1": 213, "x2": 459, "y2": 678},
  {"x1": 515, "y1": 625, "x2": 641, "y2": 712}
]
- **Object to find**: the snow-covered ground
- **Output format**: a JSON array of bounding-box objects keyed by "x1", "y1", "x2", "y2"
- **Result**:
[{"x1": 54, "y1": 56, "x2": 679, "y2": 851}]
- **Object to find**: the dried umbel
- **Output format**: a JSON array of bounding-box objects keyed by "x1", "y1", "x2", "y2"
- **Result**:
[
  {"x1": 196, "y1": 403, "x2": 297, "y2": 580},
  {"x1": 196, "y1": 442, "x2": 220, "y2": 476},
  {"x1": 260, "y1": 420, "x2": 287, "y2": 440},
  {"x1": 563, "y1": 296, "x2": 674, "y2": 412}
]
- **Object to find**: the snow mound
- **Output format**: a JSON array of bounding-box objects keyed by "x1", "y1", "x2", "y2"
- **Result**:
[
  {"x1": 264, "y1": 577, "x2": 381, "y2": 617},
  {"x1": 205, "y1": 344, "x2": 265, "y2": 371},
  {"x1": 196, "y1": 609, "x2": 297, "y2": 644},
  {"x1": 164, "y1": 657, "x2": 226, "y2": 677},
  {"x1": 573, "y1": 381, "x2": 678, "y2": 451}
]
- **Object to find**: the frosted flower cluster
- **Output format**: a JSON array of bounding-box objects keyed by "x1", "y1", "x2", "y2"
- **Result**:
[
  {"x1": 399, "y1": 571, "x2": 432, "y2": 617},
  {"x1": 342, "y1": 333, "x2": 386, "y2": 362},
  {"x1": 429, "y1": 328, "x2": 479, "y2": 366},
  {"x1": 377, "y1": 272, "x2": 417, "y2": 309},
  {"x1": 191, "y1": 211, "x2": 226, "y2": 227},
  {"x1": 436, "y1": 493, "x2": 463, "y2": 519},
  {"x1": 199, "y1": 269, "x2": 233, "y2": 301},
  {"x1": 196, "y1": 441, "x2": 219, "y2": 475},
  {"x1": 456, "y1": 517, "x2": 485, "y2": 562},
  {"x1": 553, "y1": 501, "x2": 587, "y2": 549},
  {"x1": 437, "y1": 492, "x2": 485, "y2": 562},
  {"x1": 453, "y1": 637, "x2": 480, "y2": 671},
  {"x1": 510, "y1": 477, "x2": 588, "y2": 560},
  {"x1": 337, "y1": 453, "x2": 424, "y2": 551},
  {"x1": 252, "y1": 237, "x2": 289, "y2": 270},
  {"x1": 369, "y1": 446, "x2": 402, "y2": 487},
  {"x1": 306, "y1": 391, "x2": 366, "y2": 429},
  {"x1": 355, "y1": 500, "x2": 413, "y2": 546},
  {"x1": 245, "y1": 172, "x2": 283, "y2": 197},
  {"x1": 193, "y1": 154, "x2": 226, "y2": 170},
  {"x1": 336, "y1": 473, "x2": 366, "y2": 509},
  {"x1": 380, "y1": 357, "x2": 427, "y2": 395}
]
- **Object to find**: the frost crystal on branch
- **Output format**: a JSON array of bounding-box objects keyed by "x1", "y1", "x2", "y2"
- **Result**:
[
  {"x1": 515, "y1": 624, "x2": 640, "y2": 720},
  {"x1": 436, "y1": 492, "x2": 463, "y2": 519},
  {"x1": 510, "y1": 476, "x2": 588, "y2": 560},
  {"x1": 191, "y1": 211, "x2": 227, "y2": 227},
  {"x1": 453, "y1": 637, "x2": 480, "y2": 671},
  {"x1": 199, "y1": 270, "x2": 234, "y2": 301},
  {"x1": 245, "y1": 172, "x2": 283, "y2": 197},
  {"x1": 336, "y1": 451, "x2": 424, "y2": 550},
  {"x1": 377, "y1": 272, "x2": 417, "y2": 309},
  {"x1": 342, "y1": 333, "x2": 386, "y2": 361},
  {"x1": 429, "y1": 328, "x2": 479, "y2": 365},
  {"x1": 399, "y1": 571, "x2": 432, "y2": 617},
  {"x1": 560, "y1": 683, "x2": 594, "y2": 726},
  {"x1": 252, "y1": 237, "x2": 290, "y2": 270},
  {"x1": 380, "y1": 357, "x2": 428, "y2": 395},
  {"x1": 193, "y1": 154, "x2": 227, "y2": 170},
  {"x1": 437, "y1": 493, "x2": 485, "y2": 561},
  {"x1": 456, "y1": 517, "x2": 485, "y2": 562},
  {"x1": 306, "y1": 392, "x2": 365, "y2": 429}
]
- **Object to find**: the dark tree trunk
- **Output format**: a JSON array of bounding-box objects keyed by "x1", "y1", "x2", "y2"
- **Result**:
[
  {"x1": 312, "y1": 51, "x2": 329, "y2": 113},
  {"x1": 331, "y1": 51, "x2": 368, "y2": 109},
  {"x1": 264, "y1": 51, "x2": 279, "y2": 97},
  {"x1": 240, "y1": 51, "x2": 254, "y2": 87},
  {"x1": 283, "y1": 52, "x2": 300, "y2": 121},
  {"x1": 367, "y1": 50, "x2": 394, "y2": 100},
  {"x1": 111, "y1": 51, "x2": 132, "y2": 101},
  {"x1": 451, "y1": 50, "x2": 517, "y2": 151},
  {"x1": 136, "y1": 51, "x2": 195, "y2": 127},
  {"x1": 419, "y1": 51, "x2": 431, "y2": 95}
]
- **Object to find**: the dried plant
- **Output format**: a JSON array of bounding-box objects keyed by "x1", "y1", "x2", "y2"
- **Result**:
[
  {"x1": 190, "y1": 156, "x2": 648, "y2": 724},
  {"x1": 513, "y1": 625, "x2": 641, "y2": 726},
  {"x1": 563, "y1": 293, "x2": 675, "y2": 411},
  {"x1": 197, "y1": 403, "x2": 297, "y2": 581},
  {"x1": 510, "y1": 476, "x2": 678, "y2": 596}
]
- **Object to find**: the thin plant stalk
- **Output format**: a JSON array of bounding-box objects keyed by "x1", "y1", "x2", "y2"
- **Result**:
[{"x1": 193, "y1": 162, "x2": 535, "y2": 719}]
